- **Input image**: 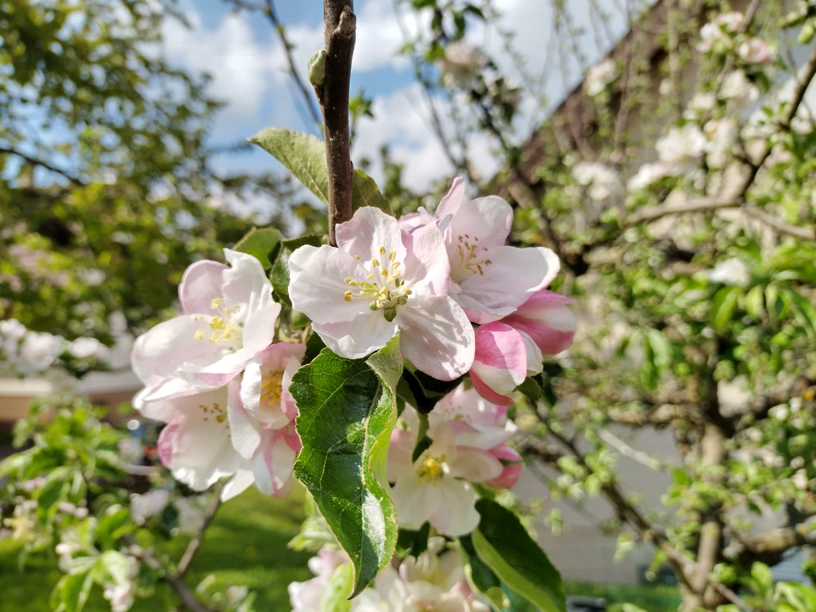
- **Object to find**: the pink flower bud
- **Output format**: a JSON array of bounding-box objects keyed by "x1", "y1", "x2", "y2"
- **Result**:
[
  {"x1": 501, "y1": 290, "x2": 576, "y2": 355},
  {"x1": 470, "y1": 322, "x2": 528, "y2": 405},
  {"x1": 486, "y1": 445, "x2": 522, "y2": 489}
]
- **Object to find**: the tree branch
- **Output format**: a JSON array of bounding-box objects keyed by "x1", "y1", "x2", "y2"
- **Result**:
[
  {"x1": 0, "y1": 146, "x2": 84, "y2": 185},
  {"x1": 315, "y1": 0, "x2": 356, "y2": 245},
  {"x1": 745, "y1": 206, "x2": 814, "y2": 240}
]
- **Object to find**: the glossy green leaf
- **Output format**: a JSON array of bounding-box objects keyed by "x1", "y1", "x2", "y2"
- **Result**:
[
  {"x1": 745, "y1": 285, "x2": 764, "y2": 320},
  {"x1": 249, "y1": 128, "x2": 330, "y2": 203},
  {"x1": 56, "y1": 570, "x2": 93, "y2": 612},
  {"x1": 290, "y1": 337, "x2": 403, "y2": 597},
  {"x1": 233, "y1": 228, "x2": 284, "y2": 269},
  {"x1": 397, "y1": 369, "x2": 462, "y2": 414},
  {"x1": 270, "y1": 234, "x2": 324, "y2": 305},
  {"x1": 472, "y1": 499, "x2": 565, "y2": 612}
]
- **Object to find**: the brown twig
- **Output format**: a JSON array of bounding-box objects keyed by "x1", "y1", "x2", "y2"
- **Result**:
[
  {"x1": 0, "y1": 146, "x2": 84, "y2": 185},
  {"x1": 314, "y1": 0, "x2": 356, "y2": 245}
]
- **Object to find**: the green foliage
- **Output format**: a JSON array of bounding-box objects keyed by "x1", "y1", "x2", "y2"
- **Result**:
[
  {"x1": 289, "y1": 338, "x2": 403, "y2": 596},
  {"x1": 234, "y1": 229, "x2": 284, "y2": 270},
  {"x1": 471, "y1": 499, "x2": 565, "y2": 612},
  {"x1": 270, "y1": 235, "x2": 324, "y2": 306}
]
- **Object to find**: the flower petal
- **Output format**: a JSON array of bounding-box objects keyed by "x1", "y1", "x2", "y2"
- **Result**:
[
  {"x1": 401, "y1": 220, "x2": 450, "y2": 297},
  {"x1": 335, "y1": 206, "x2": 407, "y2": 264},
  {"x1": 444, "y1": 194, "x2": 512, "y2": 248},
  {"x1": 313, "y1": 312, "x2": 397, "y2": 359},
  {"x1": 222, "y1": 248, "x2": 275, "y2": 315},
  {"x1": 434, "y1": 177, "x2": 466, "y2": 220},
  {"x1": 289, "y1": 245, "x2": 369, "y2": 324},
  {"x1": 503, "y1": 290, "x2": 576, "y2": 355},
  {"x1": 457, "y1": 246, "x2": 560, "y2": 319},
  {"x1": 428, "y1": 480, "x2": 479, "y2": 536},
  {"x1": 396, "y1": 296, "x2": 475, "y2": 380},
  {"x1": 448, "y1": 447, "x2": 503, "y2": 482},
  {"x1": 221, "y1": 468, "x2": 255, "y2": 501},
  {"x1": 179, "y1": 260, "x2": 228, "y2": 315},
  {"x1": 227, "y1": 379, "x2": 262, "y2": 460},
  {"x1": 470, "y1": 322, "x2": 527, "y2": 401}
]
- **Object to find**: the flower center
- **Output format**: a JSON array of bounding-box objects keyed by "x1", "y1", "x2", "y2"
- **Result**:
[
  {"x1": 416, "y1": 454, "x2": 446, "y2": 484},
  {"x1": 193, "y1": 298, "x2": 244, "y2": 350},
  {"x1": 343, "y1": 246, "x2": 412, "y2": 322},
  {"x1": 261, "y1": 371, "x2": 285, "y2": 405},
  {"x1": 199, "y1": 401, "x2": 228, "y2": 425},
  {"x1": 452, "y1": 234, "x2": 492, "y2": 281}
]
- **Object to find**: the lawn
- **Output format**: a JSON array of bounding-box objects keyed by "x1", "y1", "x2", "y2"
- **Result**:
[{"x1": 0, "y1": 488, "x2": 313, "y2": 611}]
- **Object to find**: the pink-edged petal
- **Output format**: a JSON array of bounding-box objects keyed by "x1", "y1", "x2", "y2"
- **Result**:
[
  {"x1": 179, "y1": 260, "x2": 228, "y2": 315},
  {"x1": 221, "y1": 468, "x2": 255, "y2": 501},
  {"x1": 335, "y1": 207, "x2": 407, "y2": 263},
  {"x1": 399, "y1": 207, "x2": 436, "y2": 234},
  {"x1": 428, "y1": 481, "x2": 479, "y2": 536},
  {"x1": 288, "y1": 245, "x2": 369, "y2": 324},
  {"x1": 470, "y1": 372, "x2": 514, "y2": 405},
  {"x1": 401, "y1": 221, "x2": 451, "y2": 297},
  {"x1": 280, "y1": 355, "x2": 303, "y2": 422},
  {"x1": 132, "y1": 315, "x2": 224, "y2": 386},
  {"x1": 227, "y1": 379, "x2": 262, "y2": 460},
  {"x1": 486, "y1": 445, "x2": 522, "y2": 489},
  {"x1": 471, "y1": 322, "x2": 526, "y2": 398},
  {"x1": 241, "y1": 302, "x2": 280, "y2": 355},
  {"x1": 448, "y1": 447, "x2": 503, "y2": 482},
  {"x1": 313, "y1": 313, "x2": 397, "y2": 359},
  {"x1": 434, "y1": 177, "x2": 466, "y2": 220},
  {"x1": 253, "y1": 429, "x2": 297, "y2": 497},
  {"x1": 457, "y1": 246, "x2": 560, "y2": 317},
  {"x1": 396, "y1": 296, "x2": 475, "y2": 381},
  {"x1": 135, "y1": 378, "x2": 204, "y2": 421},
  {"x1": 503, "y1": 291, "x2": 577, "y2": 355},
  {"x1": 518, "y1": 329, "x2": 543, "y2": 374},
  {"x1": 444, "y1": 194, "x2": 512, "y2": 249},
  {"x1": 222, "y1": 248, "x2": 275, "y2": 315}
]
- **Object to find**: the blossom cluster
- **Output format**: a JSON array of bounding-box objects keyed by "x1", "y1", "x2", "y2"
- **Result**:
[
  {"x1": 0, "y1": 318, "x2": 109, "y2": 378},
  {"x1": 390, "y1": 385, "x2": 521, "y2": 536},
  {"x1": 289, "y1": 178, "x2": 575, "y2": 404},
  {"x1": 131, "y1": 249, "x2": 304, "y2": 501},
  {"x1": 290, "y1": 538, "x2": 488, "y2": 612}
]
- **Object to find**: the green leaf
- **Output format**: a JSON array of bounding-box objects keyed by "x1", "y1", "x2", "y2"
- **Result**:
[
  {"x1": 96, "y1": 507, "x2": 133, "y2": 546},
  {"x1": 270, "y1": 235, "x2": 323, "y2": 306},
  {"x1": 646, "y1": 328, "x2": 672, "y2": 372},
  {"x1": 249, "y1": 129, "x2": 391, "y2": 215},
  {"x1": 233, "y1": 228, "x2": 283, "y2": 269},
  {"x1": 56, "y1": 571, "x2": 93, "y2": 612},
  {"x1": 461, "y1": 534, "x2": 505, "y2": 608},
  {"x1": 712, "y1": 286, "x2": 740, "y2": 333},
  {"x1": 411, "y1": 412, "x2": 432, "y2": 463},
  {"x1": 290, "y1": 337, "x2": 403, "y2": 597},
  {"x1": 745, "y1": 285, "x2": 765, "y2": 320},
  {"x1": 472, "y1": 499, "x2": 565, "y2": 612},
  {"x1": 398, "y1": 369, "x2": 462, "y2": 414},
  {"x1": 249, "y1": 128, "x2": 329, "y2": 203},
  {"x1": 396, "y1": 523, "x2": 430, "y2": 558},
  {"x1": 319, "y1": 563, "x2": 353, "y2": 611},
  {"x1": 351, "y1": 170, "x2": 392, "y2": 215}
]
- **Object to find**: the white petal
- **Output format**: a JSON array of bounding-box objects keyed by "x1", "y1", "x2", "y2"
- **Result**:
[
  {"x1": 289, "y1": 245, "x2": 370, "y2": 324},
  {"x1": 222, "y1": 248, "x2": 275, "y2": 315},
  {"x1": 448, "y1": 448, "x2": 503, "y2": 482},
  {"x1": 227, "y1": 380, "x2": 262, "y2": 460},
  {"x1": 335, "y1": 207, "x2": 407, "y2": 264},
  {"x1": 445, "y1": 195, "x2": 512, "y2": 249},
  {"x1": 221, "y1": 468, "x2": 255, "y2": 501},
  {"x1": 313, "y1": 313, "x2": 397, "y2": 359},
  {"x1": 401, "y1": 221, "x2": 450, "y2": 297},
  {"x1": 434, "y1": 177, "x2": 466, "y2": 220},
  {"x1": 396, "y1": 297, "x2": 474, "y2": 380},
  {"x1": 429, "y1": 481, "x2": 479, "y2": 536},
  {"x1": 179, "y1": 260, "x2": 228, "y2": 315}
]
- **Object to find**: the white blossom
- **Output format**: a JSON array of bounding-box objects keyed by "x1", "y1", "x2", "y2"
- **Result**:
[
  {"x1": 709, "y1": 258, "x2": 751, "y2": 287},
  {"x1": 656, "y1": 125, "x2": 707, "y2": 174},
  {"x1": 584, "y1": 59, "x2": 617, "y2": 96},
  {"x1": 720, "y1": 70, "x2": 760, "y2": 110},
  {"x1": 572, "y1": 161, "x2": 623, "y2": 201}
]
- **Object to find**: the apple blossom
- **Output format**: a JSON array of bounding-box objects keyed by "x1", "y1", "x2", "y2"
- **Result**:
[
  {"x1": 572, "y1": 161, "x2": 623, "y2": 201},
  {"x1": 704, "y1": 117, "x2": 739, "y2": 168},
  {"x1": 351, "y1": 566, "x2": 408, "y2": 612},
  {"x1": 174, "y1": 497, "x2": 206, "y2": 535},
  {"x1": 627, "y1": 162, "x2": 673, "y2": 191},
  {"x1": 655, "y1": 124, "x2": 707, "y2": 173},
  {"x1": 485, "y1": 445, "x2": 522, "y2": 489},
  {"x1": 737, "y1": 38, "x2": 772, "y2": 65},
  {"x1": 131, "y1": 248, "x2": 281, "y2": 399},
  {"x1": 417, "y1": 178, "x2": 560, "y2": 324},
  {"x1": 68, "y1": 336, "x2": 109, "y2": 360},
  {"x1": 130, "y1": 489, "x2": 170, "y2": 523},
  {"x1": 433, "y1": 384, "x2": 517, "y2": 450},
  {"x1": 583, "y1": 59, "x2": 616, "y2": 97},
  {"x1": 288, "y1": 206, "x2": 474, "y2": 380},
  {"x1": 436, "y1": 42, "x2": 487, "y2": 87},
  {"x1": 720, "y1": 70, "x2": 760, "y2": 110},
  {"x1": 239, "y1": 343, "x2": 305, "y2": 430},
  {"x1": 469, "y1": 322, "x2": 528, "y2": 405},
  {"x1": 501, "y1": 289, "x2": 577, "y2": 356},
  {"x1": 288, "y1": 547, "x2": 350, "y2": 612},
  {"x1": 709, "y1": 257, "x2": 751, "y2": 287},
  {"x1": 388, "y1": 415, "x2": 502, "y2": 536}
]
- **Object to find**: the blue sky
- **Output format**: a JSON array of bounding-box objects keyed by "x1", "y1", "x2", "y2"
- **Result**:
[{"x1": 164, "y1": 0, "x2": 632, "y2": 193}]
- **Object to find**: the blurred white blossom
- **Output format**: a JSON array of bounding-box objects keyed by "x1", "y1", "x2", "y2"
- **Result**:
[
  {"x1": 584, "y1": 59, "x2": 616, "y2": 96},
  {"x1": 709, "y1": 258, "x2": 751, "y2": 287}
]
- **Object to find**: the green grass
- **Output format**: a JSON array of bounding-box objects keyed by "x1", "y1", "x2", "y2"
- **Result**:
[
  {"x1": 565, "y1": 581, "x2": 683, "y2": 612},
  {"x1": 0, "y1": 488, "x2": 313, "y2": 611}
]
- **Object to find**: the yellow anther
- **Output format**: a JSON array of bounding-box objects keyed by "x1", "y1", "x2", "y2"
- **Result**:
[
  {"x1": 389, "y1": 251, "x2": 396, "y2": 261},
  {"x1": 379, "y1": 246, "x2": 386, "y2": 255},
  {"x1": 381, "y1": 268, "x2": 388, "y2": 276},
  {"x1": 417, "y1": 454, "x2": 446, "y2": 483},
  {"x1": 371, "y1": 258, "x2": 380, "y2": 267},
  {"x1": 344, "y1": 290, "x2": 353, "y2": 302},
  {"x1": 367, "y1": 273, "x2": 375, "y2": 280},
  {"x1": 344, "y1": 277, "x2": 351, "y2": 283},
  {"x1": 211, "y1": 298, "x2": 223, "y2": 309},
  {"x1": 261, "y1": 371, "x2": 285, "y2": 405},
  {"x1": 216, "y1": 413, "x2": 228, "y2": 423},
  {"x1": 194, "y1": 329, "x2": 206, "y2": 340},
  {"x1": 405, "y1": 289, "x2": 412, "y2": 295},
  {"x1": 354, "y1": 254, "x2": 360, "y2": 260},
  {"x1": 392, "y1": 261, "x2": 400, "y2": 269}
]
